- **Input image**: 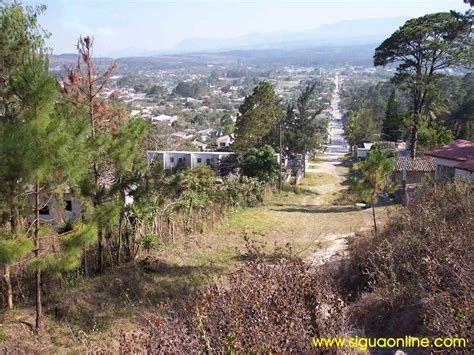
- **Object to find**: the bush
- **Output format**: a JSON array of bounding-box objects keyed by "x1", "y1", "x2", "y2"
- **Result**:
[
  {"x1": 342, "y1": 181, "x2": 473, "y2": 350},
  {"x1": 120, "y1": 257, "x2": 349, "y2": 353},
  {"x1": 240, "y1": 145, "x2": 279, "y2": 182},
  {"x1": 138, "y1": 234, "x2": 159, "y2": 253}
]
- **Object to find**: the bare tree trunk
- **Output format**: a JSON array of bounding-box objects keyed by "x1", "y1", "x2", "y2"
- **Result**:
[
  {"x1": 98, "y1": 228, "x2": 104, "y2": 272},
  {"x1": 83, "y1": 248, "x2": 88, "y2": 277},
  {"x1": 117, "y1": 213, "x2": 123, "y2": 265},
  {"x1": 410, "y1": 125, "x2": 418, "y2": 159},
  {"x1": 34, "y1": 180, "x2": 43, "y2": 332},
  {"x1": 3, "y1": 265, "x2": 13, "y2": 309},
  {"x1": 10, "y1": 205, "x2": 19, "y2": 234},
  {"x1": 372, "y1": 204, "x2": 378, "y2": 238}
]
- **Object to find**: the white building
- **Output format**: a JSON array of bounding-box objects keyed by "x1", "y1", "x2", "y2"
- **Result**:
[
  {"x1": 146, "y1": 150, "x2": 280, "y2": 173},
  {"x1": 151, "y1": 114, "x2": 178, "y2": 125},
  {"x1": 146, "y1": 151, "x2": 235, "y2": 171},
  {"x1": 216, "y1": 134, "x2": 234, "y2": 148},
  {"x1": 356, "y1": 142, "x2": 408, "y2": 159}
]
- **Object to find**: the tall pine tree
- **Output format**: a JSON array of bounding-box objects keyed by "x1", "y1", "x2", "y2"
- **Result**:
[
  {"x1": 233, "y1": 81, "x2": 284, "y2": 153},
  {"x1": 63, "y1": 36, "x2": 125, "y2": 272},
  {"x1": 284, "y1": 82, "x2": 325, "y2": 159},
  {"x1": 9, "y1": 51, "x2": 91, "y2": 331},
  {"x1": 382, "y1": 90, "x2": 402, "y2": 141}
]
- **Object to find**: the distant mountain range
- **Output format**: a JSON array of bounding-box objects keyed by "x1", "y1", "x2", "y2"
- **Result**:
[
  {"x1": 172, "y1": 17, "x2": 408, "y2": 53},
  {"x1": 49, "y1": 17, "x2": 409, "y2": 70}
]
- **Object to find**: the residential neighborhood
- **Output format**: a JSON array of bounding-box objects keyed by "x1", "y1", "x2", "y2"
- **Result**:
[{"x1": 0, "y1": 0, "x2": 472, "y2": 353}]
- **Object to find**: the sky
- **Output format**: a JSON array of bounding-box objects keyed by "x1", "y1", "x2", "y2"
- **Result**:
[{"x1": 21, "y1": 0, "x2": 471, "y2": 57}]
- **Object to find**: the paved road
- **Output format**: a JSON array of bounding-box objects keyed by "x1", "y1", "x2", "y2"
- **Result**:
[{"x1": 325, "y1": 75, "x2": 349, "y2": 157}]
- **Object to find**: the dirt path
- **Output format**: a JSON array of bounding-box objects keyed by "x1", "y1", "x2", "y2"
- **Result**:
[
  {"x1": 202, "y1": 76, "x2": 383, "y2": 265},
  {"x1": 305, "y1": 74, "x2": 356, "y2": 265}
]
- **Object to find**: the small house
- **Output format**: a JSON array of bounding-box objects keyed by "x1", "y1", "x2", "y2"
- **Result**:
[
  {"x1": 426, "y1": 139, "x2": 474, "y2": 183},
  {"x1": 216, "y1": 134, "x2": 234, "y2": 148},
  {"x1": 391, "y1": 156, "x2": 436, "y2": 185}
]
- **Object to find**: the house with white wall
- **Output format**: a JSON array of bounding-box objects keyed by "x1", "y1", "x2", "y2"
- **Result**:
[
  {"x1": 27, "y1": 192, "x2": 84, "y2": 224},
  {"x1": 216, "y1": 134, "x2": 234, "y2": 148},
  {"x1": 356, "y1": 141, "x2": 408, "y2": 159},
  {"x1": 146, "y1": 150, "x2": 280, "y2": 174},
  {"x1": 426, "y1": 139, "x2": 474, "y2": 183},
  {"x1": 146, "y1": 151, "x2": 237, "y2": 171}
]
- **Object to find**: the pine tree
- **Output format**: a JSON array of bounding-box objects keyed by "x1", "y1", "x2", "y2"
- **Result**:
[
  {"x1": 109, "y1": 118, "x2": 149, "y2": 264},
  {"x1": 382, "y1": 90, "x2": 402, "y2": 141},
  {"x1": 233, "y1": 81, "x2": 284, "y2": 153},
  {"x1": 62, "y1": 36, "x2": 125, "y2": 272},
  {"x1": 9, "y1": 51, "x2": 91, "y2": 331},
  {"x1": 0, "y1": 1, "x2": 47, "y2": 234},
  {"x1": 374, "y1": 11, "x2": 472, "y2": 157},
  {"x1": 284, "y1": 83, "x2": 325, "y2": 159},
  {"x1": 351, "y1": 147, "x2": 396, "y2": 237}
]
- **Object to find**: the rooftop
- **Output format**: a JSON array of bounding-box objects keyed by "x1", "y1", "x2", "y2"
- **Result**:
[
  {"x1": 456, "y1": 160, "x2": 474, "y2": 172},
  {"x1": 426, "y1": 140, "x2": 474, "y2": 162},
  {"x1": 392, "y1": 156, "x2": 436, "y2": 172}
]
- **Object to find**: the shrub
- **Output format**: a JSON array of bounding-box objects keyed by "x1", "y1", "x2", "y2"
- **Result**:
[
  {"x1": 342, "y1": 181, "x2": 473, "y2": 351},
  {"x1": 120, "y1": 257, "x2": 349, "y2": 353},
  {"x1": 240, "y1": 145, "x2": 279, "y2": 182}
]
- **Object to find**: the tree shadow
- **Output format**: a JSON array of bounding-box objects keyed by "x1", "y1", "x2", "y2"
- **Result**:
[
  {"x1": 50, "y1": 260, "x2": 223, "y2": 332},
  {"x1": 271, "y1": 205, "x2": 360, "y2": 214}
]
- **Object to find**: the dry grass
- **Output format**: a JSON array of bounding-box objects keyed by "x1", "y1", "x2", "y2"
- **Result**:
[{"x1": 300, "y1": 172, "x2": 340, "y2": 187}]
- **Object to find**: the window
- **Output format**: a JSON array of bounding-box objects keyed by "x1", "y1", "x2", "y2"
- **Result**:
[
  {"x1": 39, "y1": 205, "x2": 50, "y2": 215},
  {"x1": 170, "y1": 157, "x2": 175, "y2": 163},
  {"x1": 197, "y1": 158, "x2": 202, "y2": 163},
  {"x1": 65, "y1": 200, "x2": 72, "y2": 211},
  {"x1": 206, "y1": 158, "x2": 211, "y2": 166},
  {"x1": 220, "y1": 142, "x2": 226, "y2": 147}
]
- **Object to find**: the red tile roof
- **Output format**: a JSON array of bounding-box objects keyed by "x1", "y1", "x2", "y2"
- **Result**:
[
  {"x1": 426, "y1": 140, "x2": 474, "y2": 161},
  {"x1": 392, "y1": 157, "x2": 436, "y2": 172},
  {"x1": 456, "y1": 160, "x2": 474, "y2": 172}
]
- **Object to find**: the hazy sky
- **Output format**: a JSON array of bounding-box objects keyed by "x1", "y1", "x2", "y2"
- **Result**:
[{"x1": 22, "y1": 0, "x2": 470, "y2": 56}]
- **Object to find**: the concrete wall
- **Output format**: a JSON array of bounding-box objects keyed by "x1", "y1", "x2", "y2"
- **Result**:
[
  {"x1": 29, "y1": 194, "x2": 83, "y2": 224},
  {"x1": 455, "y1": 168, "x2": 474, "y2": 183},
  {"x1": 392, "y1": 171, "x2": 434, "y2": 185}
]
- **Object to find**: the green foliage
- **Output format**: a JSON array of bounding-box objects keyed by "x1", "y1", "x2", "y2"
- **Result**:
[
  {"x1": 91, "y1": 201, "x2": 121, "y2": 234},
  {"x1": 374, "y1": 11, "x2": 473, "y2": 156},
  {"x1": 233, "y1": 81, "x2": 284, "y2": 153},
  {"x1": 240, "y1": 145, "x2": 279, "y2": 182},
  {"x1": 139, "y1": 234, "x2": 159, "y2": 253},
  {"x1": 0, "y1": 1, "x2": 48, "y2": 119},
  {"x1": 417, "y1": 121, "x2": 454, "y2": 150},
  {"x1": 374, "y1": 11, "x2": 473, "y2": 73},
  {"x1": 2, "y1": 46, "x2": 90, "y2": 278},
  {"x1": 173, "y1": 80, "x2": 209, "y2": 98},
  {"x1": 111, "y1": 118, "x2": 149, "y2": 193},
  {"x1": 0, "y1": 236, "x2": 33, "y2": 265},
  {"x1": 146, "y1": 84, "x2": 167, "y2": 97},
  {"x1": 61, "y1": 222, "x2": 98, "y2": 254},
  {"x1": 382, "y1": 90, "x2": 403, "y2": 141},
  {"x1": 285, "y1": 82, "x2": 327, "y2": 155},
  {"x1": 351, "y1": 147, "x2": 396, "y2": 205},
  {"x1": 344, "y1": 108, "x2": 379, "y2": 149}
]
